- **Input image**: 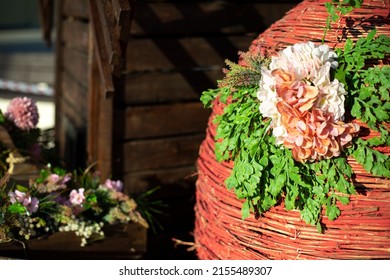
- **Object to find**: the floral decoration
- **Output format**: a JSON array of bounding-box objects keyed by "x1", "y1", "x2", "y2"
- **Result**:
[
  {"x1": 201, "y1": 27, "x2": 389, "y2": 231},
  {"x1": 0, "y1": 166, "x2": 148, "y2": 247},
  {"x1": 257, "y1": 42, "x2": 360, "y2": 162},
  {"x1": 0, "y1": 96, "x2": 150, "y2": 247}
]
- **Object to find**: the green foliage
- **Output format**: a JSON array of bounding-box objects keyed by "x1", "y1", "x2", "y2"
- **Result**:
[
  {"x1": 209, "y1": 83, "x2": 359, "y2": 230},
  {"x1": 351, "y1": 139, "x2": 390, "y2": 178},
  {"x1": 323, "y1": 0, "x2": 363, "y2": 43},
  {"x1": 135, "y1": 186, "x2": 168, "y2": 234},
  {"x1": 336, "y1": 32, "x2": 390, "y2": 130},
  {"x1": 8, "y1": 203, "x2": 26, "y2": 214}
]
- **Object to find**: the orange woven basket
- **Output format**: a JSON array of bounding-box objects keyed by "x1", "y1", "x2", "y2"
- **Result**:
[{"x1": 194, "y1": 0, "x2": 390, "y2": 260}]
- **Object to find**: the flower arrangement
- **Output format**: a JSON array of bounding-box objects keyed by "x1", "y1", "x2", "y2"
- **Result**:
[
  {"x1": 200, "y1": 2, "x2": 389, "y2": 231},
  {"x1": 0, "y1": 96, "x2": 149, "y2": 247},
  {"x1": 0, "y1": 166, "x2": 148, "y2": 246}
]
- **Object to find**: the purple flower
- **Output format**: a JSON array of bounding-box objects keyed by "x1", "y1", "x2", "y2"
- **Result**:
[
  {"x1": 104, "y1": 179, "x2": 123, "y2": 192},
  {"x1": 27, "y1": 197, "x2": 39, "y2": 214},
  {"x1": 8, "y1": 190, "x2": 39, "y2": 214},
  {"x1": 69, "y1": 188, "x2": 85, "y2": 206},
  {"x1": 5, "y1": 97, "x2": 39, "y2": 130}
]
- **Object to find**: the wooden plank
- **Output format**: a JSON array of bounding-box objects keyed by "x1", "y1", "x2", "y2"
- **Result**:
[
  {"x1": 94, "y1": 1, "x2": 121, "y2": 66},
  {"x1": 60, "y1": 72, "x2": 88, "y2": 128},
  {"x1": 112, "y1": 0, "x2": 134, "y2": 42},
  {"x1": 124, "y1": 165, "x2": 197, "y2": 195},
  {"x1": 61, "y1": 97, "x2": 86, "y2": 128},
  {"x1": 87, "y1": 22, "x2": 99, "y2": 170},
  {"x1": 123, "y1": 134, "x2": 204, "y2": 172},
  {"x1": 130, "y1": 2, "x2": 296, "y2": 36},
  {"x1": 125, "y1": 69, "x2": 221, "y2": 104},
  {"x1": 0, "y1": 53, "x2": 54, "y2": 84},
  {"x1": 62, "y1": 19, "x2": 89, "y2": 52},
  {"x1": 0, "y1": 69, "x2": 53, "y2": 85},
  {"x1": 0, "y1": 53, "x2": 54, "y2": 67},
  {"x1": 61, "y1": 72, "x2": 88, "y2": 117},
  {"x1": 63, "y1": 0, "x2": 89, "y2": 19},
  {"x1": 0, "y1": 223, "x2": 146, "y2": 259},
  {"x1": 124, "y1": 35, "x2": 255, "y2": 104},
  {"x1": 55, "y1": 0, "x2": 65, "y2": 157},
  {"x1": 89, "y1": 0, "x2": 115, "y2": 95},
  {"x1": 62, "y1": 46, "x2": 88, "y2": 88},
  {"x1": 125, "y1": 35, "x2": 254, "y2": 72},
  {"x1": 125, "y1": 102, "x2": 210, "y2": 140}
]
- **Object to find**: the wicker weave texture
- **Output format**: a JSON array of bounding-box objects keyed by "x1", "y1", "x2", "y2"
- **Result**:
[{"x1": 194, "y1": 0, "x2": 390, "y2": 260}]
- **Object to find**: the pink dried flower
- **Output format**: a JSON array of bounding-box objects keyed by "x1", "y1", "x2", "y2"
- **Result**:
[
  {"x1": 47, "y1": 173, "x2": 71, "y2": 188},
  {"x1": 5, "y1": 97, "x2": 39, "y2": 130},
  {"x1": 104, "y1": 179, "x2": 124, "y2": 192},
  {"x1": 69, "y1": 188, "x2": 85, "y2": 206},
  {"x1": 277, "y1": 103, "x2": 359, "y2": 162}
]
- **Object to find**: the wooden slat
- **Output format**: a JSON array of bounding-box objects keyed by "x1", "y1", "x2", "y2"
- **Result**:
[
  {"x1": 124, "y1": 35, "x2": 255, "y2": 104},
  {"x1": 124, "y1": 165, "x2": 196, "y2": 195},
  {"x1": 125, "y1": 102, "x2": 210, "y2": 140},
  {"x1": 125, "y1": 70, "x2": 221, "y2": 104},
  {"x1": 61, "y1": 72, "x2": 88, "y2": 118},
  {"x1": 0, "y1": 53, "x2": 54, "y2": 67},
  {"x1": 55, "y1": 0, "x2": 65, "y2": 157},
  {"x1": 62, "y1": 19, "x2": 89, "y2": 52},
  {"x1": 62, "y1": 46, "x2": 88, "y2": 88},
  {"x1": 130, "y1": 2, "x2": 297, "y2": 36},
  {"x1": 89, "y1": 0, "x2": 115, "y2": 95},
  {"x1": 61, "y1": 97, "x2": 86, "y2": 128},
  {"x1": 112, "y1": 0, "x2": 134, "y2": 42},
  {"x1": 0, "y1": 68, "x2": 54, "y2": 85},
  {"x1": 0, "y1": 223, "x2": 146, "y2": 259},
  {"x1": 95, "y1": 1, "x2": 121, "y2": 66},
  {"x1": 0, "y1": 53, "x2": 54, "y2": 84},
  {"x1": 125, "y1": 35, "x2": 254, "y2": 72},
  {"x1": 63, "y1": 0, "x2": 89, "y2": 19},
  {"x1": 123, "y1": 134, "x2": 204, "y2": 172}
]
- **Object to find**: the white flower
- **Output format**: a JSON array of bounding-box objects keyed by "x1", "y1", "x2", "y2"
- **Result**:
[
  {"x1": 316, "y1": 79, "x2": 346, "y2": 121},
  {"x1": 257, "y1": 67, "x2": 280, "y2": 120}
]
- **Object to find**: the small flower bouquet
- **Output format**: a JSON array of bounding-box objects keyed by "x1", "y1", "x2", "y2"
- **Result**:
[
  {"x1": 0, "y1": 97, "x2": 148, "y2": 252},
  {"x1": 201, "y1": 23, "x2": 389, "y2": 230},
  {"x1": 0, "y1": 166, "x2": 148, "y2": 247}
]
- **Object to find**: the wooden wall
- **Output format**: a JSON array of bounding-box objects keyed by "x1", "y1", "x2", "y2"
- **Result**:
[
  {"x1": 55, "y1": 0, "x2": 90, "y2": 170},
  {"x1": 122, "y1": 0, "x2": 299, "y2": 195},
  {"x1": 54, "y1": 0, "x2": 300, "y2": 259},
  {"x1": 55, "y1": 0, "x2": 299, "y2": 192}
]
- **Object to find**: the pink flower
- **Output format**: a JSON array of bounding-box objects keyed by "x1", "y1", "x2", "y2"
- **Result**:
[
  {"x1": 277, "y1": 103, "x2": 359, "y2": 162},
  {"x1": 46, "y1": 173, "x2": 71, "y2": 190},
  {"x1": 8, "y1": 190, "x2": 39, "y2": 214},
  {"x1": 5, "y1": 97, "x2": 39, "y2": 130},
  {"x1": 69, "y1": 188, "x2": 85, "y2": 205},
  {"x1": 104, "y1": 179, "x2": 123, "y2": 192}
]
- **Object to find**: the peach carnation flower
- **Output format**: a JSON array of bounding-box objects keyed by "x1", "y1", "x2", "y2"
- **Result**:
[{"x1": 257, "y1": 42, "x2": 359, "y2": 162}]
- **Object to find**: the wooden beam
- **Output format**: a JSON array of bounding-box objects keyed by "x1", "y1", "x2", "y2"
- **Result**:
[{"x1": 88, "y1": 0, "x2": 115, "y2": 96}]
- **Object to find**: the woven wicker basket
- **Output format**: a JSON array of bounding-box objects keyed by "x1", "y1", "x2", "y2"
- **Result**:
[{"x1": 194, "y1": 0, "x2": 390, "y2": 260}]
